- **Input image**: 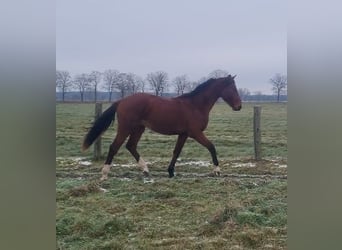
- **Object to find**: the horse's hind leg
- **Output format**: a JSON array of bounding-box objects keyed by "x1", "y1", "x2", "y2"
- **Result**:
[
  {"x1": 101, "y1": 128, "x2": 129, "y2": 181},
  {"x1": 125, "y1": 126, "x2": 149, "y2": 176},
  {"x1": 168, "y1": 134, "x2": 188, "y2": 178}
]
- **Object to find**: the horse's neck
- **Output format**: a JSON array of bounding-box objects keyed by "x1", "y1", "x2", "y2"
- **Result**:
[{"x1": 191, "y1": 87, "x2": 220, "y2": 115}]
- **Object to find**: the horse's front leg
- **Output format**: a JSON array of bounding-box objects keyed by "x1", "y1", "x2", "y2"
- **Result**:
[
  {"x1": 168, "y1": 134, "x2": 188, "y2": 177},
  {"x1": 191, "y1": 132, "x2": 220, "y2": 176}
]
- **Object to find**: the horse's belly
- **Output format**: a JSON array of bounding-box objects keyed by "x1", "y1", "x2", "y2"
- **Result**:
[{"x1": 141, "y1": 119, "x2": 184, "y2": 135}]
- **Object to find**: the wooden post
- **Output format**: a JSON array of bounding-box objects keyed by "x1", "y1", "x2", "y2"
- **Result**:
[
  {"x1": 253, "y1": 106, "x2": 262, "y2": 161},
  {"x1": 94, "y1": 103, "x2": 102, "y2": 161}
]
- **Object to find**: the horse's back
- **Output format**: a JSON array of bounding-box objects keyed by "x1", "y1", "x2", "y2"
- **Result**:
[
  {"x1": 118, "y1": 93, "x2": 181, "y2": 114},
  {"x1": 116, "y1": 93, "x2": 191, "y2": 134},
  {"x1": 116, "y1": 93, "x2": 153, "y2": 119}
]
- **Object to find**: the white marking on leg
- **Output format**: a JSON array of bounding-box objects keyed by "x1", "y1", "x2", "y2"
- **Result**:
[
  {"x1": 100, "y1": 164, "x2": 111, "y2": 181},
  {"x1": 213, "y1": 166, "x2": 221, "y2": 176},
  {"x1": 138, "y1": 157, "x2": 149, "y2": 173}
]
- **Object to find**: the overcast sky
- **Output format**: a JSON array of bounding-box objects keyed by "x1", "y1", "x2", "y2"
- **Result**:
[{"x1": 56, "y1": 0, "x2": 286, "y2": 94}]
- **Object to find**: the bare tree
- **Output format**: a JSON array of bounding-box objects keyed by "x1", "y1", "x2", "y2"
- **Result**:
[
  {"x1": 208, "y1": 69, "x2": 230, "y2": 79},
  {"x1": 89, "y1": 71, "x2": 102, "y2": 102},
  {"x1": 140, "y1": 78, "x2": 146, "y2": 93},
  {"x1": 56, "y1": 70, "x2": 72, "y2": 102},
  {"x1": 238, "y1": 88, "x2": 251, "y2": 101},
  {"x1": 146, "y1": 71, "x2": 169, "y2": 96},
  {"x1": 270, "y1": 73, "x2": 287, "y2": 102},
  {"x1": 115, "y1": 73, "x2": 130, "y2": 98},
  {"x1": 103, "y1": 69, "x2": 119, "y2": 101},
  {"x1": 73, "y1": 73, "x2": 91, "y2": 102},
  {"x1": 126, "y1": 73, "x2": 143, "y2": 95},
  {"x1": 173, "y1": 74, "x2": 189, "y2": 95}
]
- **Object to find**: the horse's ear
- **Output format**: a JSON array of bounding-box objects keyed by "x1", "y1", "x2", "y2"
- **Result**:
[{"x1": 232, "y1": 74, "x2": 237, "y2": 79}]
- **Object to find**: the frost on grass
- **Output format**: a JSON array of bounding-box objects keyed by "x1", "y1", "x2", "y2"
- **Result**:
[
  {"x1": 177, "y1": 160, "x2": 211, "y2": 167},
  {"x1": 143, "y1": 178, "x2": 155, "y2": 184},
  {"x1": 112, "y1": 163, "x2": 137, "y2": 168},
  {"x1": 231, "y1": 162, "x2": 256, "y2": 168},
  {"x1": 56, "y1": 157, "x2": 92, "y2": 167},
  {"x1": 79, "y1": 161, "x2": 92, "y2": 166}
]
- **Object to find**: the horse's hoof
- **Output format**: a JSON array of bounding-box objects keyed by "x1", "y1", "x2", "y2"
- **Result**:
[
  {"x1": 213, "y1": 166, "x2": 221, "y2": 177},
  {"x1": 214, "y1": 171, "x2": 221, "y2": 177},
  {"x1": 168, "y1": 168, "x2": 175, "y2": 178},
  {"x1": 168, "y1": 172, "x2": 175, "y2": 178},
  {"x1": 143, "y1": 171, "x2": 150, "y2": 177},
  {"x1": 211, "y1": 169, "x2": 221, "y2": 177},
  {"x1": 100, "y1": 175, "x2": 108, "y2": 181}
]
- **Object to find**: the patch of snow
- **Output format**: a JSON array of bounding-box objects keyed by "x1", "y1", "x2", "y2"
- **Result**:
[
  {"x1": 178, "y1": 161, "x2": 211, "y2": 167},
  {"x1": 79, "y1": 161, "x2": 92, "y2": 166},
  {"x1": 74, "y1": 157, "x2": 85, "y2": 161},
  {"x1": 232, "y1": 162, "x2": 256, "y2": 168},
  {"x1": 143, "y1": 178, "x2": 155, "y2": 184},
  {"x1": 56, "y1": 157, "x2": 89, "y2": 163},
  {"x1": 112, "y1": 163, "x2": 136, "y2": 168}
]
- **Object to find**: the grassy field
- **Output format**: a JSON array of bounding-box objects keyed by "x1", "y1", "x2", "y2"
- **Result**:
[{"x1": 56, "y1": 102, "x2": 287, "y2": 249}]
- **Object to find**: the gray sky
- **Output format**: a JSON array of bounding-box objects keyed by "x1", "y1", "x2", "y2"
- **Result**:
[{"x1": 56, "y1": 0, "x2": 286, "y2": 94}]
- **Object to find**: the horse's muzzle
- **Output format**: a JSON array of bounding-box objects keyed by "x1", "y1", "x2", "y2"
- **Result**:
[{"x1": 233, "y1": 105, "x2": 242, "y2": 111}]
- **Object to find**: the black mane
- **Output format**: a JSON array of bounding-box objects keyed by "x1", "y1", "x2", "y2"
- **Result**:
[{"x1": 176, "y1": 78, "x2": 216, "y2": 98}]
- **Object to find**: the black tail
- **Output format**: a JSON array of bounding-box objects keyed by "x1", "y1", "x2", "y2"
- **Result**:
[{"x1": 82, "y1": 102, "x2": 119, "y2": 151}]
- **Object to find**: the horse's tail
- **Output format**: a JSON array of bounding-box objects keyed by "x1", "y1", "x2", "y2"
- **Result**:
[{"x1": 82, "y1": 101, "x2": 119, "y2": 151}]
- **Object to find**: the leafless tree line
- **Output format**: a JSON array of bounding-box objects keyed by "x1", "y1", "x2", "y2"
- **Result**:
[
  {"x1": 56, "y1": 69, "x2": 229, "y2": 102},
  {"x1": 56, "y1": 70, "x2": 147, "y2": 102},
  {"x1": 56, "y1": 69, "x2": 287, "y2": 102}
]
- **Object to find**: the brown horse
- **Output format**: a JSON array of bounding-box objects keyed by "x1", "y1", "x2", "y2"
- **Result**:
[{"x1": 82, "y1": 75, "x2": 241, "y2": 180}]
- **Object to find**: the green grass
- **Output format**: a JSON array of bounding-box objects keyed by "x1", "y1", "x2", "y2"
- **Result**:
[{"x1": 56, "y1": 101, "x2": 287, "y2": 249}]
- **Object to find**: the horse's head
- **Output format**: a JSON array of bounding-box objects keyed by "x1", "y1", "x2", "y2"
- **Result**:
[{"x1": 220, "y1": 75, "x2": 242, "y2": 111}]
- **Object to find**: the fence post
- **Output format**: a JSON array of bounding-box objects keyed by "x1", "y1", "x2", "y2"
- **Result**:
[
  {"x1": 253, "y1": 106, "x2": 262, "y2": 161},
  {"x1": 94, "y1": 103, "x2": 102, "y2": 161}
]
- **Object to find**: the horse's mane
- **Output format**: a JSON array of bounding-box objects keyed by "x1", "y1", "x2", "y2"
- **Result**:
[{"x1": 176, "y1": 78, "x2": 216, "y2": 98}]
